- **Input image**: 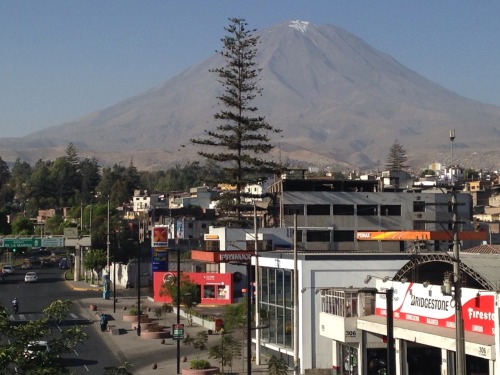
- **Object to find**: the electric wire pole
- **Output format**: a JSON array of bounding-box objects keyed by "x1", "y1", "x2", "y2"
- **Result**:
[{"x1": 452, "y1": 190, "x2": 466, "y2": 375}]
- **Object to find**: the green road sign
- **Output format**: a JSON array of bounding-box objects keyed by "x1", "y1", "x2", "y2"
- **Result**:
[
  {"x1": 1, "y1": 238, "x2": 38, "y2": 248},
  {"x1": 42, "y1": 237, "x2": 64, "y2": 247},
  {"x1": 0, "y1": 237, "x2": 65, "y2": 248}
]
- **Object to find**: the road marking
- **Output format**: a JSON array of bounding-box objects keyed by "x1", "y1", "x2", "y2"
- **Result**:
[
  {"x1": 83, "y1": 364, "x2": 90, "y2": 372},
  {"x1": 73, "y1": 349, "x2": 79, "y2": 357}
]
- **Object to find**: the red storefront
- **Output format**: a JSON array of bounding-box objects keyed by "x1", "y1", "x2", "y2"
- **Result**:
[{"x1": 153, "y1": 271, "x2": 233, "y2": 305}]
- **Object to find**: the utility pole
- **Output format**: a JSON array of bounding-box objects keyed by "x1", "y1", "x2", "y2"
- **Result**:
[
  {"x1": 293, "y1": 213, "x2": 300, "y2": 374},
  {"x1": 107, "y1": 196, "x2": 110, "y2": 273},
  {"x1": 254, "y1": 202, "x2": 261, "y2": 365},
  {"x1": 452, "y1": 190, "x2": 466, "y2": 375}
]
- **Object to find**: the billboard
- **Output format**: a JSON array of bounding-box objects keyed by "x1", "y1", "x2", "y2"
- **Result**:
[
  {"x1": 152, "y1": 226, "x2": 168, "y2": 247},
  {"x1": 375, "y1": 280, "x2": 495, "y2": 336}
]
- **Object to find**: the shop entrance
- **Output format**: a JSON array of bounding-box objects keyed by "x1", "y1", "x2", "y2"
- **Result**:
[
  {"x1": 407, "y1": 344, "x2": 441, "y2": 375},
  {"x1": 466, "y1": 354, "x2": 489, "y2": 375}
]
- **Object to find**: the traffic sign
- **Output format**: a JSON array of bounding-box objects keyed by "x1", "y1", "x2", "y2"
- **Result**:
[
  {"x1": 1, "y1": 238, "x2": 38, "y2": 248},
  {"x1": 42, "y1": 237, "x2": 64, "y2": 247},
  {"x1": 172, "y1": 323, "x2": 185, "y2": 340},
  {"x1": 0, "y1": 237, "x2": 65, "y2": 248}
]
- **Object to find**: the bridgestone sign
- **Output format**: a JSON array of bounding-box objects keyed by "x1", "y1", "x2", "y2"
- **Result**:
[{"x1": 215, "y1": 252, "x2": 255, "y2": 263}]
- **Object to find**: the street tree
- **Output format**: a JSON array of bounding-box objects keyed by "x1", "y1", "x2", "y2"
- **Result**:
[
  {"x1": 159, "y1": 273, "x2": 199, "y2": 308},
  {"x1": 267, "y1": 355, "x2": 289, "y2": 375},
  {"x1": 11, "y1": 215, "x2": 34, "y2": 236},
  {"x1": 191, "y1": 17, "x2": 282, "y2": 225},
  {"x1": 0, "y1": 299, "x2": 88, "y2": 374},
  {"x1": 83, "y1": 248, "x2": 107, "y2": 284},
  {"x1": 208, "y1": 332, "x2": 242, "y2": 373},
  {"x1": 0, "y1": 156, "x2": 10, "y2": 190},
  {"x1": 385, "y1": 139, "x2": 409, "y2": 172}
]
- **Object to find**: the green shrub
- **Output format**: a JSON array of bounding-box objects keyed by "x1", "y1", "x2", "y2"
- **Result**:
[
  {"x1": 190, "y1": 359, "x2": 210, "y2": 369},
  {"x1": 128, "y1": 308, "x2": 138, "y2": 316},
  {"x1": 127, "y1": 308, "x2": 143, "y2": 316},
  {"x1": 147, "y1": 324, "x2": 164, "y2": 332}
]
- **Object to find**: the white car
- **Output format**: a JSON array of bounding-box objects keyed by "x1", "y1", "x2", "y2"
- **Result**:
[
  {"x1": 24, "y1": 340, "x2": 49, "y2": 359},
  {"x1": 2, "y1": 264, "x2": 14, "y2": 274},
  {"x1": 24, "y1": 271, "x2": 38, "y2": 283}
]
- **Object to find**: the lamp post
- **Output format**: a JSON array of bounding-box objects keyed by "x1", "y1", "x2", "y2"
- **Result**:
[
  {"x1": 176, "y1": 247, "x2": 181, "y2": 375},
  {"x1": 246, "y1": 262, "x2": 252, "y2": 375},
  {"x1": 451, "y1": 190, "x2": 466, "y2": 375},
  {"x1": 113, "y1": 231, "x2": 117, "y2": 313},
  {"x1": 136, "y1": 239, "x2": 141, "y2": 337}
]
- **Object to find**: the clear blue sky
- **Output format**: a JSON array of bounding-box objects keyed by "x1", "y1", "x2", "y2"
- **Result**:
[{"x1": 2, "y1": 1, "x2": 500, "y2": 137}]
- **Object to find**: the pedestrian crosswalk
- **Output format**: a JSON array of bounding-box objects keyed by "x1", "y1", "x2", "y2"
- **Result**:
[{"x1": 10, "y1": 312, "x2": 89, "y2": 324}]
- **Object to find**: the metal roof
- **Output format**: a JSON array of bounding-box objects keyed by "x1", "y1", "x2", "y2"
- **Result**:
[{"x1": 457, "y1": 252, "x2": 500, "y2": 291}]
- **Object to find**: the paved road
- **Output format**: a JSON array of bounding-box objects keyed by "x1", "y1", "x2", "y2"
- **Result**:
[{"x1": 0, "y1": 266, "x2": 122, "y2": 374}]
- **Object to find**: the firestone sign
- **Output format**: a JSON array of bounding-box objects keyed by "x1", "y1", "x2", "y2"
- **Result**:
[{"x1": 214, "y1": 251, "x2": 255, "y2": 263}]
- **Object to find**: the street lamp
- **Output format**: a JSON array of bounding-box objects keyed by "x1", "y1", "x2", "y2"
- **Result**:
[
  {"x1": 362, "y1": 280, "x2": 395, "y2": 375},
  {"x1": 176, "y1": 247, "x2": 181, "y2": 375},
  {"x1": 136, "y1": 239, "x2": 141, "y2": 337},
  {"x1": 107, "y1": 196, "x2": 110, "y2": 273}
]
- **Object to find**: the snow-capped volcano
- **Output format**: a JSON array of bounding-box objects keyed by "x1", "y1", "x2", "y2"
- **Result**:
[{"x1": 2, "y1": 21, "x2": 500, "y2": 171}]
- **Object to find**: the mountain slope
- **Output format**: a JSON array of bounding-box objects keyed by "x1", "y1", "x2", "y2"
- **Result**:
[{"x1": 2, "y1": 20, "x2": 500, "y2": 171}]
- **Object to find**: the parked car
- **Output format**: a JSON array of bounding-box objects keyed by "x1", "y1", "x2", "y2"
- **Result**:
[
  {"x1": 24, "y1": 271, "x2": 38, "y2": 283},
  {"x1": 2, "y1": 264, "x2": 14, "y2": 274}
]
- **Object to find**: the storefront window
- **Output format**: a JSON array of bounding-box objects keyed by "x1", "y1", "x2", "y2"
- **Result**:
[
  {"x1": 203, "y1": 285, "x2": 215, "y2": 298},
  {"x1": 217, "y1": 285, "x2": 229, "y2": 299},
  {"x1": 260, "y1": 267, "x2": 294, "y2": 349},
  {"x1": 261, "y1": 268, "x2": 268, "y2": 303}
]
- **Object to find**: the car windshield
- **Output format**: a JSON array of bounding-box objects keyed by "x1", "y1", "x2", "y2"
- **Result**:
[{"x1": 28, "y1": 344, "x2": 46, "y2": 352}]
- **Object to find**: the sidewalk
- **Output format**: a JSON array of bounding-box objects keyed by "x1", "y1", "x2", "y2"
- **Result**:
[{"x1": 66, "y1": 279, "x2": 270, "y2": 374}]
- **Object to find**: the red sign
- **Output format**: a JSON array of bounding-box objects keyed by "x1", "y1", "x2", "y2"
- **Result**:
[
  {"x1": 375, "y1": 281, "x2": 495, "y2": 336},
  {"x1": 214, "y1": 251, "x2": 254, "y2": 263},
  {"x1": 152, "y1": 226, "x2": 168, "y2": 247}
]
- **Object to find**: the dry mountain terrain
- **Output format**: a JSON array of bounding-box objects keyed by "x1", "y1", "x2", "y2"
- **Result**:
[{"x1": 2, "y1": 20, "x2": 500, "y2": 171}]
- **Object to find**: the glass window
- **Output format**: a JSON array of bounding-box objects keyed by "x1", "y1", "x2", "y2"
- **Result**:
[
  {"x1": 306, "y1": 230, "x2": 331, "y2": 242},
  {"x1": 333, "y1": 204, "x2": 355, "y2": 215},
  {"x1": 334, "y1": 230, "x2": 354, "y2": 242},
  {"x1": 381, "y1": 205, "x2": 401, "y2": 216},
  {"x1": 306, "y1": 204, "x2": 330, "y2": 215},
  {"x1": 277, "y1": 306, "x2": 285, "y2": 345},
  {"x1": 285, "y1": 308, "x2": 293, "y2": 348},
  {"x1": 261, "y1": 268, "x2": 268, "y2": 303},
  {"x1": 413, "y1": 201, "x2": 425, "y2": 212},
  {"x1": 284, "y1": 204, "x2": 304, "y2": 215},
  {"x1": 203, "y1": 285, "x2": 215, "y2": 298},
  {"x1": 269, "y1": 270, "x2": 276, "y2": 304},
  {"x1": 357, "y1": 205, "x2": 378, "y2": 216}
]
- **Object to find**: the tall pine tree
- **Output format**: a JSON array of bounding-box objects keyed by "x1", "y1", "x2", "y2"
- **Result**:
[
  {"x1": 191, "y1": 18, "x2": 282, "y2": 225},
  {"x1": 385, "y1": 139, "x2": 409, "y2": 172}
]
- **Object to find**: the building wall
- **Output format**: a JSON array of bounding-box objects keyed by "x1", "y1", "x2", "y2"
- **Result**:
[
  {"x1": 281, "y1": 191, "x2": 474, "y2": 251},
  {"x1": 256, "y1": 254, "x2": 409, "y2": 373}
]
